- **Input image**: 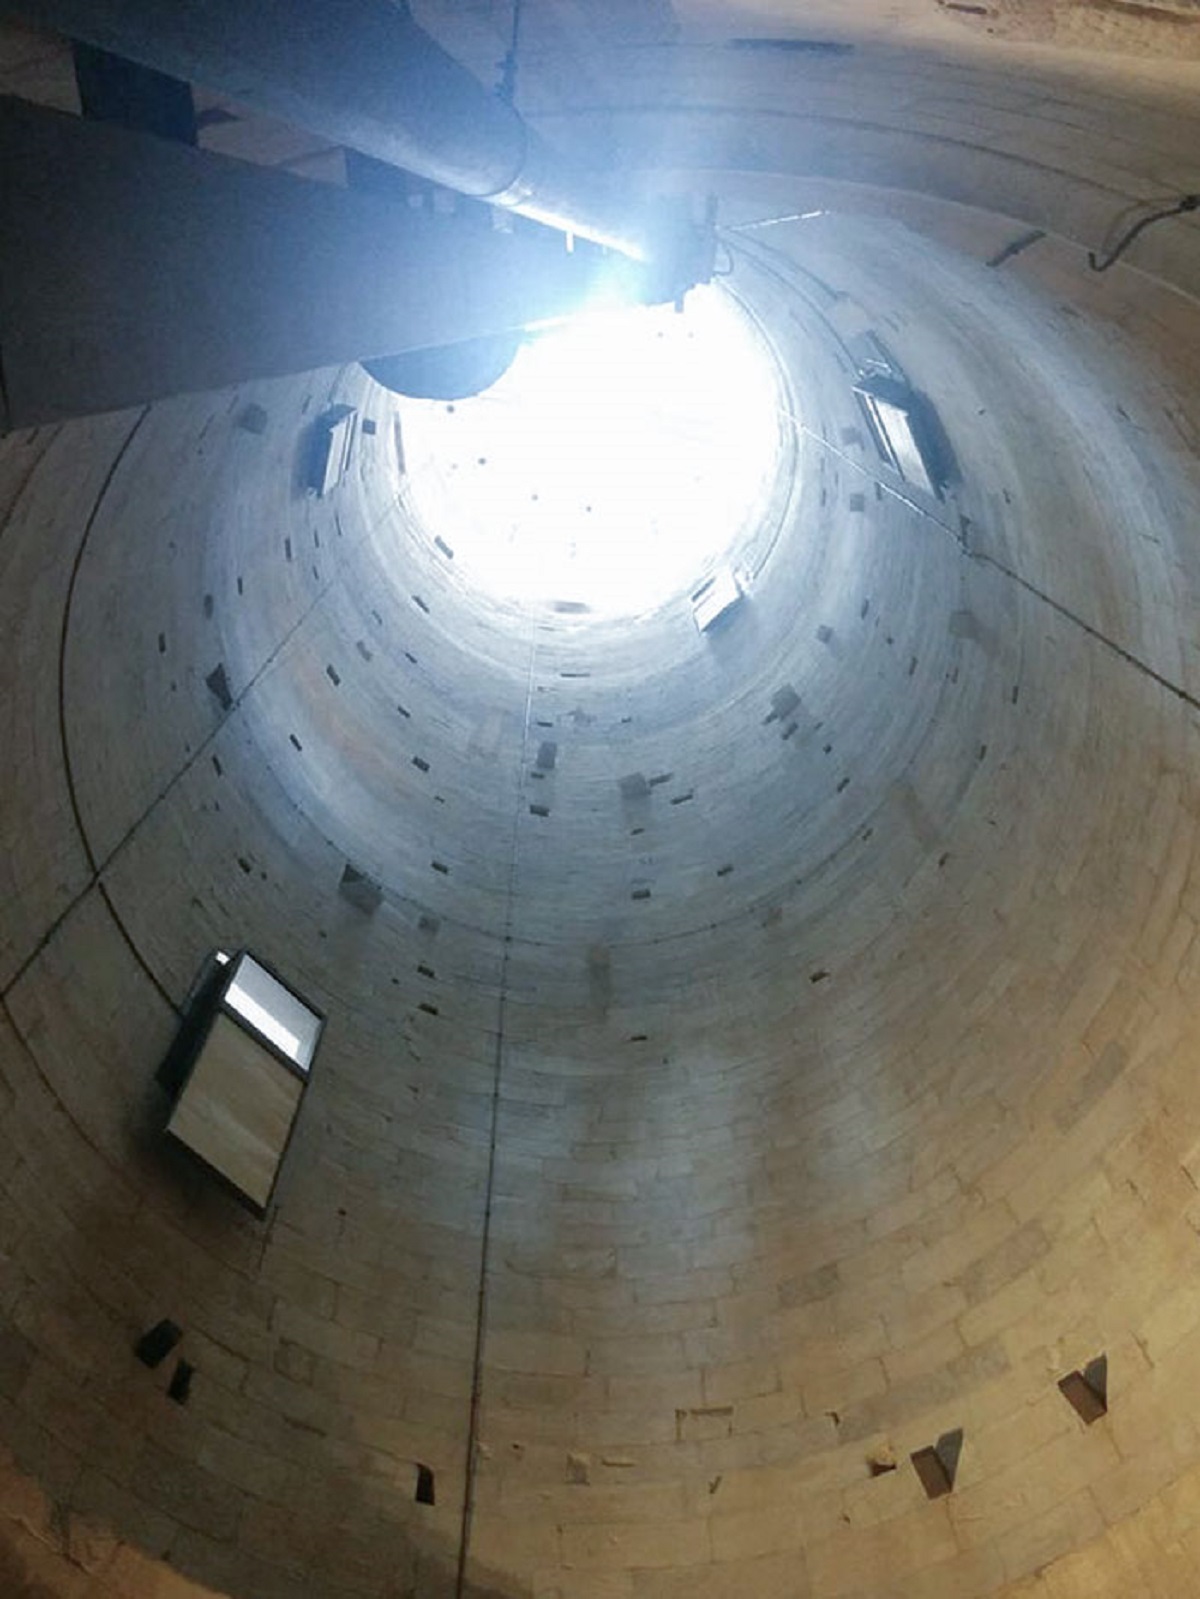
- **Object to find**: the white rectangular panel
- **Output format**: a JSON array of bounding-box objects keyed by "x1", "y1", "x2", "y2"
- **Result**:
[
  {"x1": 224, "y1": 953, "x2": 321, "y2": 1071},
  {"x1": 167, "y1": 1012, "x2": 303, "y2": 1209}
]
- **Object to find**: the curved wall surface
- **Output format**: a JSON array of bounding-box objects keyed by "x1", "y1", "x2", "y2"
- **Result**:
[{"x1": 4, "y1": 11, "x2": 1200, "y2": 1598}]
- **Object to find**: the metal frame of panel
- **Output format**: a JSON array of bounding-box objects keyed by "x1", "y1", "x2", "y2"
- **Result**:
[{"x1": 164, "y1": 950, "x2": 325, "y2": 1216}]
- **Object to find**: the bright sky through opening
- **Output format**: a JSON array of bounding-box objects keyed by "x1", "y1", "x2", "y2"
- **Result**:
[{"x1": 396, "y1": 285, "x2": 783, "y2": 616}]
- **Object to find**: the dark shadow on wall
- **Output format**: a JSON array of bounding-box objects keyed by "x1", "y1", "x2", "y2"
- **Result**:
[
  {"x1": 0, "y1": 995, "x2": 471, "y2": 1599},
  {"x1": 0, "y1": 1470, "x2": 522, "y2": 1599}
]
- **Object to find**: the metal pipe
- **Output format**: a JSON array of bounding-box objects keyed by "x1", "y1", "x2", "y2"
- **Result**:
[{"x1": 0, "y1": 0, "x2": 654, "y2": 260}]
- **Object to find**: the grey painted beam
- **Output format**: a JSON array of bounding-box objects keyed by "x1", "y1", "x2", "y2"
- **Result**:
[
  {"x1": 0, "y1": 0, "x2": 654, "y2": 260},
  {"x1": 0, "y1": 97, "x2": 640, "y2": 427}
]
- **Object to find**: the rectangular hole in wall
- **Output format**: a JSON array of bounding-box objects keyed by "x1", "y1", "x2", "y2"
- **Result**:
[
  {"x1": 205, "y1": 664, "x2": 233, "y2": 712},
  {"x1": 910, "y1": 1447, "x2": 952, "y2": 1499},
  {"x1": 431, "y1": 861, "x2": 449, "y2": 875},
  {"x1": 326, "y1": 665, "x2": 341, "y2": 685},
  {"x1": 631, "y1": 888, "x2": 652, "y2": 901},
  {"x1": 418, "y1": 1003, "x2": 439, "y2": 1017},
  {"x1": 340, "y1": 863, "x2": 383, "y2": 914},
  {"x1": 529, "y1": 803, "x2": 550, "y2": 817},
  {"x1": 168, "y1": 1359, "x2": 194, "y2": 1405},
  {"x1": 768, "y1": 685, "x2": 800, "y2": 722},
  {"x1": 1059, "y1": 1371, "x2": 1105, "y2": 1424},
  {"x1": 135, "y1": 1320, "x2": 182, "y2": 1369},
  {"x1": 1059, "y1": 1356, "x2": 1107, "y2": 1424},
  {"x1": 415, "y1": 1464, "x2": 435, "y2": 1505},
  {"x1": 670, "y1": 791, "x2": 694, "y2": 806},
  {"x1": 237, "y1": 402, "x2": 268, "y2": 434},
  {"x1": 911, "y1": 1429, "x2": 962, "y2": 1498},
  {"x1": 413, "y1": 756, "x2": 430, "y2": 773}
]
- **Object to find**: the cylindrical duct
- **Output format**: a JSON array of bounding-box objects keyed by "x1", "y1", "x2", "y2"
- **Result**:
[{"x1": 0, "y1": 0, "x2": 657, "y2": 261}]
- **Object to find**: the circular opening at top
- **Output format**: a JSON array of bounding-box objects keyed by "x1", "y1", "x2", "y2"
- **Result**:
[{"x1": 395, "y1": 284, "x2": 787, "y2": 618}]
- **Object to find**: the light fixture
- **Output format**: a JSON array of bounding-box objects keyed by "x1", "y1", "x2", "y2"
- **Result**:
[
  {"x1": 163, "y1": 951, "x2": 324, "y2": 1213},
  {"x1": 307, "y1": 404, "x2": 359, "y2": 496},
  {"x1": 691, "y1": 568, "x2": 743, "y2": 633},
  {"x1": 854, "y1": 374, "x2": 951, "y2": 499}
]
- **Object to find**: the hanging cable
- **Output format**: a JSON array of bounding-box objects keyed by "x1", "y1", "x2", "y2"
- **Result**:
[
  {"x1": 497, "y1": 0, "x2": 523, "y2": 104},
  {"x1": 1088, "y1": 193, "x2": 1200, "y2": 272}
]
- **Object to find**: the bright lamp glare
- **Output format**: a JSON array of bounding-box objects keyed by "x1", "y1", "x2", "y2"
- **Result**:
[{"x1": 395, "y1": 286, "x2": 782, "y2": 617}]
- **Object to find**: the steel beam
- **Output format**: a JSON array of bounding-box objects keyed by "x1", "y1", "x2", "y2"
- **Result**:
[
  {"x1": 72, "y1": 40, "x2": 197, "y2": 144},
  {"x1": 0, "y1": 97, "x2": 640, "y2": 428},
  {"x1": 0, "y1": 0, "x2": 662, "y2": 263}
]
